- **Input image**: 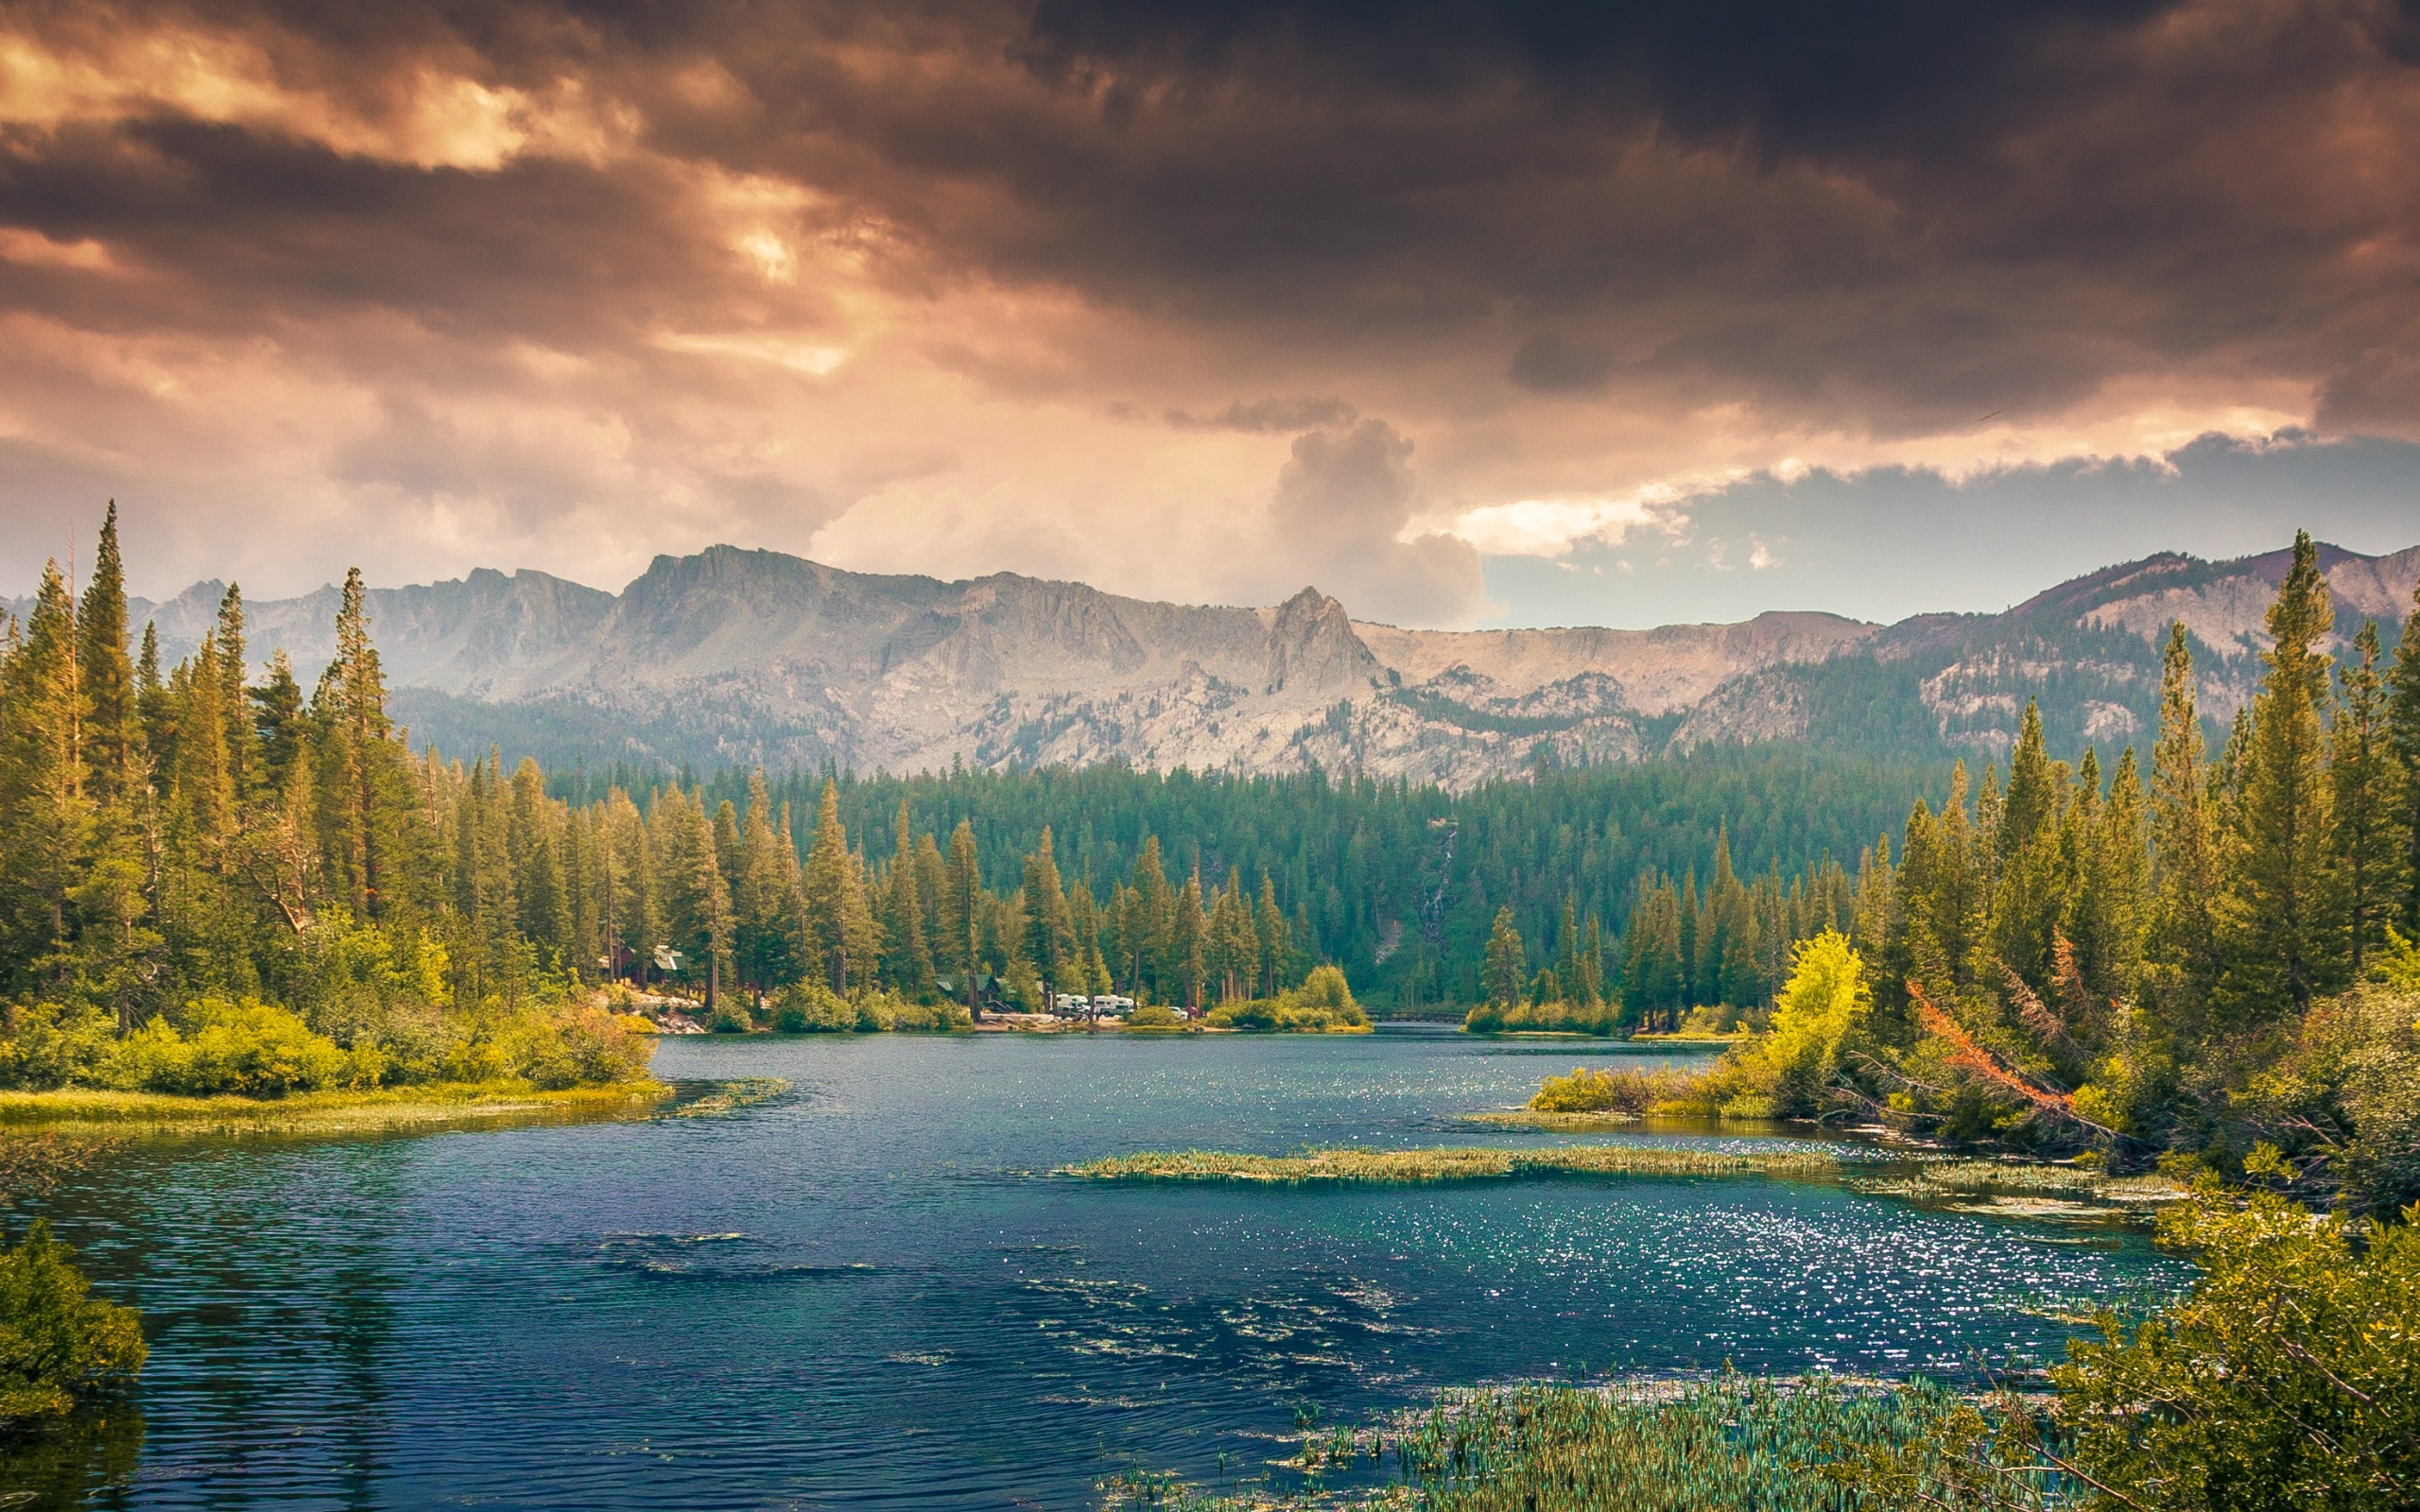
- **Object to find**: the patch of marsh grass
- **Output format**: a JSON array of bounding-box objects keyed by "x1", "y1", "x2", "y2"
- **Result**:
[
  {"x1": 0, "y1": 1080, "x2": 668, "y2": 1136},
  {"x1": 1100, "y1": 1372, "x2": 2057, "y2": 1511},
  {"x1": 1063, "y1": 1143, "x2": 1836, "y2": 1185}
]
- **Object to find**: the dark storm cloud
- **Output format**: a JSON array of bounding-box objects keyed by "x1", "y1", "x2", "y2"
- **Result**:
[{"x1": 3, "y1": 0, "x2": 2418, "y2": 620}]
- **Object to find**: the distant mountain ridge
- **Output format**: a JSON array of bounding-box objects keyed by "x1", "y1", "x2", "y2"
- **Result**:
[{"x1": 10, "y1": 539, "x2": 2415, "y2": 786}]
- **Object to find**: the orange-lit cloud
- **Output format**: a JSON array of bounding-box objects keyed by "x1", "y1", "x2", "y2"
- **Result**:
[{"x1": 3, "y1": 0, "x2": 2418, "y2": 623}]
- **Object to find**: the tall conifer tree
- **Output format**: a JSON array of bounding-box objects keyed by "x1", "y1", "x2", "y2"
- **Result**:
[{"x1": 2222, "y1": 532, "x2": 2338, "y2": 1016}]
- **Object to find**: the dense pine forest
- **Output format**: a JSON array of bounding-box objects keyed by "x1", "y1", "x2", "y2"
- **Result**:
[{"x1": 1573, "y1": 533, "x2": 2420, "y2": 1213}]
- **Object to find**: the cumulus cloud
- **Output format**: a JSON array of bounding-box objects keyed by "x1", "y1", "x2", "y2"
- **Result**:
[{"x1": 1269, "y1": 421, "x2": 1486, "y2": 626}]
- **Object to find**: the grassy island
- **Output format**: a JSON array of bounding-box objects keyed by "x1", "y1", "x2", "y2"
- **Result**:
[{"x1": 1064, "y1": 1143, "x2": 1836, "y2": 1185}]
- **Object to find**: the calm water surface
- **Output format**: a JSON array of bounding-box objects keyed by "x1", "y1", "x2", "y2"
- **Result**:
[{"x1": 16, "y1": 1030, "x2": 2188, "y2": 1509}]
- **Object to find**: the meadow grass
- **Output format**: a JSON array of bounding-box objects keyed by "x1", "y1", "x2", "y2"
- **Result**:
[
  {"x1": 1063, "y1": 1143, "x2": 1837, "y2": 1185},
  {"x1": 1101, "y1": 1373, "x2": 2061, "y2": 1510},
  {"x1": 0, "y1": 1079, "x2": 669, "y2": 1135}
]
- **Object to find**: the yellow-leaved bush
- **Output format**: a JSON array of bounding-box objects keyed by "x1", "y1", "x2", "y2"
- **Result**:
[{"x1": 1714, "y1": 930, "x2": 1872, "y2": 1120}]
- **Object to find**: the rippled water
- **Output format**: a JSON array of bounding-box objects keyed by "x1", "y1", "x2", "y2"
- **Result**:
[{"x1": 13, "y1": 1030, "x2": 2189, "y2": 1509}]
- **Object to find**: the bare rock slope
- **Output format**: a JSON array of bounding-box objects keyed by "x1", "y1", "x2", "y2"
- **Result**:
[{"x1": 58, "y1": 538, "x2": 2413, "y2": 786}]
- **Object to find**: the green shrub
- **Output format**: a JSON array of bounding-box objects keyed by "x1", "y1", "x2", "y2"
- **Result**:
[
  {"x1": 0, "y1": 1222, "x2": 146, "y2": 1426},
  {"x1": 104, "y1": 999, "x2": 375, "y2": 1097},
  {"x1": 2238, "y1": 985, "x2": 2420, "y2": 1216},
  {"x1": 1207, "y1": 967, "x2": 1372, "y2": 1033},
  {"x1": 1124, "y1": 1004, "x2": 1182, "y2": 1028},
  {"x1": 1463, "y1": 998, "x2": 1621, "y2": 1035},
  {"x1": 2043, "y1": 1189, "x2": 2420, "y2": 1510},
  {"x1": 769, "y1": 981, "x2": 855, "y2": 1033},
  {"x1": 0, "y1": 1005, "x2": 116, "y2": 1091},
  {"x1": 705, "y1": 1001, "x2": 755, "y2": 1034},
  {"x1": 1529, "y1": 1064, "x2": 1707, "y2": 1114},
  {"x1": 497, "y1": 1005, "x2": 652, "y2": 1090},
  {"x1": 1715, "y1": 930, "x2": 1870, "y2": 1120}
]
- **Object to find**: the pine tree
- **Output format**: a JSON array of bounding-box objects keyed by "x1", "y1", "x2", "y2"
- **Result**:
[
  {"x1": 1253, "y1": 873, "x2": 1290, "y2": 997},
  {"x1": 510, "y1": 758, "x2": 571, "y2": 962},
  {"x1": 2145, "y1": 623, "x2": 2221, "y2": 1036},
  {"x1": 2221, "y1": 532, "x2": 2339, "y2": 1017},
  {"x1": 214, "y1": 584, "x2": 253, "y2": 805},
  {"x1": 883, "y1": 800, "x2": 936, "y2": 999},
  {"x1": 1021, "y1": 828, "x2": 1076, "y2": 996},
  {"x1": 1170, "y1": 869, "x2": 1205, "y2": 1008},
  {"x1": 803, "y1": 781, "x2": 865, "y2": 992},
  {"x1": 1481, "y1": 906, "x2": 1525, "y2": 1007},
  {"x1": 2386, "y1": 583, "x2": 2420, "y2": 936},
  {"x1": 2325, "y1": 621, "x2": 2407, "y2": 977},
  {"x1": 940, "y1": 820, "x2": 981, "y2": 1004},
  {"x1": 0, "y1": 564, "x2": 90, "y2": 992},
  {"x1": 248, "y1": 648, "x2": 305, "y2": 798},
  {"x1": 75, "y1": 503, "x2": 138, "y2": 804}
]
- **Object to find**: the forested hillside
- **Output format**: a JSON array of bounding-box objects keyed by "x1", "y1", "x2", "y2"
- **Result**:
[{"x1": 6, "y1": 513, "x2": 2419, "y2": 1177}]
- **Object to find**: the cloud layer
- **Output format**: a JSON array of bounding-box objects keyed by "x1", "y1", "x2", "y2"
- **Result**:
[{"x1": 2, "y1": 0, "x2": 2417, "y2": 623}]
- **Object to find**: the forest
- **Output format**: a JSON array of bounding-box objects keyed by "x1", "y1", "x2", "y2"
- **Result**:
[
  {"x1": 3, "y1": 514, "x2": 2417, "y2": 1206},
  {"x1": 1527, "y1": 534, "x2": 2420, "y2": 1215}
]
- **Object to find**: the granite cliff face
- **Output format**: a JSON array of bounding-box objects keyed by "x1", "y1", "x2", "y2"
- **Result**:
[{"x1": 25, "y1": 538, "x2": 2411, "y2": 786}]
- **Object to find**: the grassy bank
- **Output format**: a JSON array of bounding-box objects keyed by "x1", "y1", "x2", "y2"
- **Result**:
[
  {"x1": 0, "y1": 1079, "x2": 668, "y2": 1134},
  {"x1": 1063, "y1": 1143, "x2": 1837, "y2": 1185},
  {"x1": 1102, "y1": 1373, "x2": 2032, "y2": 1511}
]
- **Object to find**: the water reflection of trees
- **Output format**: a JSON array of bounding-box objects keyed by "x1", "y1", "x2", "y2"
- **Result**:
[{"x1": 0, "y1": 1405, "x2": 145, "y2": 1510}]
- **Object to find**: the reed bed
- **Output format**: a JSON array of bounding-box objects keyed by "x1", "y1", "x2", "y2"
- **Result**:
[
  {"x1": 1459, "y1": 1109, "x2": 1639, "y2": 1132},
  {"x1": 1855, "y1": 1160, "x2": 2184, "y2": 1204},
  {"x1": 1064, "y1": 1143, "x2": 1837, "y2": 1185},
  {"x1": 1101, "y1": 1374, "x2": 2065, "y2": 1510}
]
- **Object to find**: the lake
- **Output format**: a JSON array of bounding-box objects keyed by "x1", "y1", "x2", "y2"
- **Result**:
[{"x1": 15, "y1": 1029, "x2": 2189, "y2": 1509}]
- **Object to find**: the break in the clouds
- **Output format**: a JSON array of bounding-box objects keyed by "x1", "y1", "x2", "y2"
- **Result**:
[{"x1": 1, "y1": 0, "x2": 2417, "y2": 625}]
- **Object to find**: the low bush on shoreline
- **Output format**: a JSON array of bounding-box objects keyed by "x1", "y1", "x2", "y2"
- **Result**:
[
  {"x1": 1528, "y1": 1064, "x2": 1711, "y2": 1117},
  {"x1": 763, "y1": 981, "x2": 972, "y2": 1033},
  {"x1": 0, "y1": 997, "x2": 654, "y2": 1100},
  {"x1": 1203, "y1": 966, "x2": 1371, "y2": 1033},
  {"x1": 1461, "y1": 998, "x2": 1624, "y2": 1036}
]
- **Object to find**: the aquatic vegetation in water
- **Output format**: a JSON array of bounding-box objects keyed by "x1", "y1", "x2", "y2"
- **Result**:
[
  {"x1": 1100, "y1": 1373, "x2": 2063, "y2": 1510},
  {"x1": 1854, "y1": 1160, "x2": 2183, "y2": 1205},
  {"x1": 672, "y1": 1078, "x2": 792, "y2": 1117},
  {"x1": 1063, "y1": 1144, "x2": 1836, "y2": 1185}
]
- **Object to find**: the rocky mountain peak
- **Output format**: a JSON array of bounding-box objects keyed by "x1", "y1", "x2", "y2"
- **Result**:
[{"x1": 1263, "y1": 587, "x2": 1377, "y2": 696}]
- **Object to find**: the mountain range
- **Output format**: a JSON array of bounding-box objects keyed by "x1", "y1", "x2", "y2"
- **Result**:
[{"x1": 13, "y1": 539, "x2": 2417, "y2": 787}]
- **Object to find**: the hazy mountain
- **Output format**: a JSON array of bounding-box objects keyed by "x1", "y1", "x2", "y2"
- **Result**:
[{"x1": 12, "y1": 539, "x2": 2414, "y2": 786}]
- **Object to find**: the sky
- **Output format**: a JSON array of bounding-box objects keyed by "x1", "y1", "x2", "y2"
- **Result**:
[{"x1": 2, "y1": 0, "x2": 2417, "y2": 628}]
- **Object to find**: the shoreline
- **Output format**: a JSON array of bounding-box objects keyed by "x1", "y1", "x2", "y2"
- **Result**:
[{"x1": 0, "y1": 1080, "x2": 671, "y2": 1134}]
